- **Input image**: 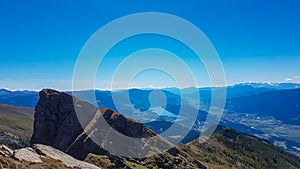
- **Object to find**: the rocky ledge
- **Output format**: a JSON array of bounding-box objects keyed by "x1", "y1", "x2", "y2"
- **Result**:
[{"x1": 0, "y1": 143, "x2": 100, "y2": 169}]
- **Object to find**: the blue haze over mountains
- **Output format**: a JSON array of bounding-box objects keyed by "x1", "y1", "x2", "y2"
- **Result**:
[{"x1": 0, "y1": 82, "x2": 300, "y2": 156}]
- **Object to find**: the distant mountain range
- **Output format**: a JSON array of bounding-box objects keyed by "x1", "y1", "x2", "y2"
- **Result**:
[
  {"x1": 0, "y1": 89, "x2": 38, "y2": 108},
  {"x1": 1, "y1": 82, "x2": 299, "y2": 108},
  {"x1": 226, "y1": 88, "x2": 300, "y2": 125},
  {"x1": 238, "y1": 82, "x2": 300, "y2": 90}
]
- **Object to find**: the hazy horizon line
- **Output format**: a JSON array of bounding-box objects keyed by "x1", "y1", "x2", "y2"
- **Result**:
[{"x1": 1, "y1": 81, "x2": 299, "y2": 92}]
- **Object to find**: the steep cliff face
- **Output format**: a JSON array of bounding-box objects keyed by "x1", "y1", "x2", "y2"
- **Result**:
[
  {"x1": 30, "y1": 89, "x2": 88, "y2": 152},
  {"x1": 30, "y1": 89, "x2": 168, "y2": 160}
]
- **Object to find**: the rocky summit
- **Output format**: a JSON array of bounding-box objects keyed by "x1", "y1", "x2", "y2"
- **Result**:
[
  {"x1": 30, "y1": 89, "x2": 171, "y2": 160},
  {"x1": 30, "y1": 89, "x2": 86, "y2": 153}
]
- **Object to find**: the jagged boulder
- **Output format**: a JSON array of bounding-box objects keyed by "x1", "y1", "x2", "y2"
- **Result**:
[
  {"x1": 32, "y1": 144, "x2": 100, "y2": 169},
  {"x1": 0, "y1": 145, "x2": 13, "y2": 157},
  {"x1": 6, "y1": 144, "x2": 100, "y2": 169},
  {"x1": 14, "y1": 147, "x2": 42, "y2": 163}
]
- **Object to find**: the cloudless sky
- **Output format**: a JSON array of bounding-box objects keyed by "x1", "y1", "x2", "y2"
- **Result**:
[{"x1": 0, "y1": 0, "x2": 300, "y2": 90}]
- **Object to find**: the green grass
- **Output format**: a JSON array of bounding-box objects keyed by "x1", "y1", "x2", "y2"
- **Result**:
[
  {"x1": 0, "y1": 112, "x2": 33, "y2": 136},
  {"x1": 124, "y1": 160, "x2": 148, "y2": 169}
]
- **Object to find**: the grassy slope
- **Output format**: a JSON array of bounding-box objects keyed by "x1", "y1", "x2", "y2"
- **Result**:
[
  {"x1": 185, "y1": 127, "x2": 300, "y2": 169},
  {"x1": 0, "y1": 104, "x2": 34, "y2": 137},
  {"x1": 0, "y1": 104, "x2": 34, "y2": 149},
  {"x1": 0, "y1": 104, "x2": 34, "y2": 117},
  {"x1": 85, "y1": 127, "x2": 300, "y2": 169}
]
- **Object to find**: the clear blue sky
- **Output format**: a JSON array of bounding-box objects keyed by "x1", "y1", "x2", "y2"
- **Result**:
[{"x1": 1, "y1": 0, "x2": 300, "y2": 90}]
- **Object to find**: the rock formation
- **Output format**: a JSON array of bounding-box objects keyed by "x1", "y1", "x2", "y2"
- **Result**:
[
  {"x1": 31, "y1": 89, "x2": 171, "y2": 160},
  {"x1": 14, "y1": 147, "x2": 43, "y2": 163},
  {"x1": 2, "y1": 144, "x2": 100, "y2": 169},
  {"x1": 32, "y1": 144, "x2": 99, "y2": 169},
  {"x1": 30, "y1": 89, "x2": 90, "y2": 152},
  {"x1": 0, "y1": 145, "x2": 13, "y2": 157}
]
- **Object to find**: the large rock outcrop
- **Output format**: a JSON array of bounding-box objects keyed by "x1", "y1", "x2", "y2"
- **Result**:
[
  {"x1": 30, "y1": 89, "x2": 171, "y2": 160},
  {"x1": 30, "y1": 89, "x2": 94, "y2": 152}
]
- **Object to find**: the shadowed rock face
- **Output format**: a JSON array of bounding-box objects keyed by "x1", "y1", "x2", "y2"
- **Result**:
[
  {"x1": 30, "y1": 89, "x2": 169, "y2": 160},
  {"x1": 30, "y1": 89, "x2": 86, "y2": 152}
]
